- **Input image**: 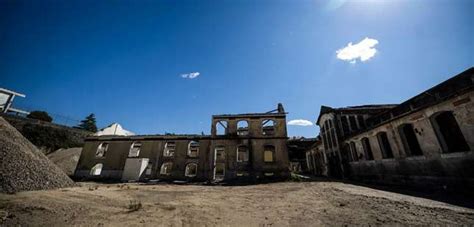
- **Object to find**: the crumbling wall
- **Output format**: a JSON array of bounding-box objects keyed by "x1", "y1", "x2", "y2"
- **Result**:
[{"x1": 345, "y1": 91, "x2": 474, "y2": 190}]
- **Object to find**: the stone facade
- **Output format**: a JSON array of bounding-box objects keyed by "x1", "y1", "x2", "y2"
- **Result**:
[
  {"x1": 75, "y1": 104, "x2": 290, "y2": 182},
  {"x1": 308, "y1": 67, "x2": 474, "y2": 190}
]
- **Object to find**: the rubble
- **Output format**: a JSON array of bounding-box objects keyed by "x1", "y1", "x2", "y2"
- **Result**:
[{"x1": 0, "y1": 117, "x2": 74, "y2": 193}]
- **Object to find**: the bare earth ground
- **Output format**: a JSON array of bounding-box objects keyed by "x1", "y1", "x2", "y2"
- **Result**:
[{"x1": 1, "y1": 181, "x2": 473, "y2": 226}]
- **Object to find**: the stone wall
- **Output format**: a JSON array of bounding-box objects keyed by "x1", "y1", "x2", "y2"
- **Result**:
[{"x1": 344, "y1": 91, "x2": 474, "y2": 191}]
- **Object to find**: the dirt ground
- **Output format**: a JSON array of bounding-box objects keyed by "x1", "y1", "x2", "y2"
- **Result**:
[{"x1": 1, "y1": 181, "x2": 473, "y2": 226}]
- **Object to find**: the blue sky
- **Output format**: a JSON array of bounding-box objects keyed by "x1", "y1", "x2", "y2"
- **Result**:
[{"x1": 1, "y1": 0, "x2": 473, "y2": 137}]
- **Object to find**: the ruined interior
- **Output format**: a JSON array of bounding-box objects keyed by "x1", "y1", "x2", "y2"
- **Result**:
[{"x1": 307, "y1": 67, "x2": 474, "y2": 191}]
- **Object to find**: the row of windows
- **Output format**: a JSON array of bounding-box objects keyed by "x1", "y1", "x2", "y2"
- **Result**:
[
  {"x1": 95, "y1": 141, "x2": 200, "y2": 158},
  {"x1": 90, "y1": 161, "x2": 276, "y2": 178},
  {"x1": 321, "y1": 119, "x2": 337, "y2": 150},
  {"x1": 215, "y1": 119, "x2": 276, "y2": 136},
  {"x1": 340, "y1": 115, "x2": 366, "y2": 136},
  {"x1": 214, "y1": 145, "x2": 276, "y2": 163},
  {"x1": 95, "y1": 142, "x2": 277, "y2": 163},
  {"x1": 346, "y1": 111, "x2": 470, "y2": 162},
  {"x1": 89, "y1": 162, "x2": 198, "y2": 177}
]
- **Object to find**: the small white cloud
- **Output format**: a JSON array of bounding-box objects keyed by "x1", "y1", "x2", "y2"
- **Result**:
[
  {"x1": 181, "y1": 72, "x2": 200, "y2": 79},
  {"x1": 336, "y1": 37, "x2": 379, "y2": 63},
  {"x1": 287, "y1": 119, "x2": 313, "y2": 126}
]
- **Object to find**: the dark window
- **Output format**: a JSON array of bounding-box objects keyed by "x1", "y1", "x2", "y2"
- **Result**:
[
  {"x1": 350, "y1": 141, "x2": 358, "y2": 161},
  {"x1": 341, "y1": 116, "x2": 350, "y2": 136},
  {"x1": 431, "y1": 111, "x2": 470, "y2": 153},
  {"x1": 349, "y1": 116, "x2": 358, "y2": 131},
  {"x1": 327, "y1": 132, "x2": 333, "y2": 149},
  {"x1": 361, "y1": 137, "x2": 374, "y2": 160},
  {"x1": 343, "y1": 143, "x2": 352, "y2": 162},
  {"x1": 377, "y1": 132, "x2": 394, "y2": 159},
  {"x1": 322, "y1": 134, "x2": 329, "y2": 150},
  {"x1": 357, "y1": 115, "x2": 366, "y2": 129},
  {"x1": 398, "y1": 124, "x2": 423, "y2": 156},
  {"x1": 331, "y1": 129, "x2": 337, "y2": 148},
  {"x1": 324, "y1": 120, "x2": 330, "y2": 131},
  {"x1": 237, "y1": 145, "x2": 249, "y2": 162}
]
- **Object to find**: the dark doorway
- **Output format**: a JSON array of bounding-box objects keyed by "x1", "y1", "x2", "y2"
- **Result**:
[
  {"x1": 361, "y1": 137, "x2": 374, "y2": 160},
  {"x1": 431, "y1": 111, "x2": 470, "y2": 153},
  {"x1": 377, "y1": 132, "x2": 394, "y2": 159},
  {"x1": 399, "y1": 124, "x2": 423, "y2": 156}
]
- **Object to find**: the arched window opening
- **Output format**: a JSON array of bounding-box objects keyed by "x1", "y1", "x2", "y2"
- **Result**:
[
  {"x1": 350, "y1": 141, "x2": 359, "y2": 161},
  {"x1": 237, "y1": 145, "x2": 249, "y2": 162},
  {"x1": 164, "y1": 142, "x2": 176, "y2": 157},
  {"x1": 264, "y1": 145, "x2": 275, "y2": 162},
  {"x1": 431, "y1": 111, "x2": 470, "y2": 153},
  {"x1": 262, "y1": 119, "x2": 276, "y2": 136},
  {"x1": 185, "y1": 163, "x2": 198, "y2": 177},
  {"x1": 90, "y1": 163, "x2": 103, "y2": 176},
  {"x1": 160, "y1": 162, "x2": 173, "y2": 175},
  {"x1": 188, "y1": 141, "x2": 199, "y2": 157},
  {"x1": 216, "y1": 121, "x2": 228, "y2": 135},
  {"x1": 129, "y1": 142, "x2": 141, "y2": 157},
  {"x1": 341, "y1": 116, "x2": 350, "y2": 136},
  {"x1": 398, "y1": 124, "x2": 423, "y2": 156},
  {"x1": 237, "y1": 120, "x2": 249, "y2": 136},
  {"x1": 96, "y1": 142, "x2": 108, "y2": 157},
  {"x1": 357, "y1": 115, "x2": 366, "y2": 129},
  {"x1": 361, "y1": 137, "x2": 374, "y2": 160},
  {"x1": 342, "y1": 143, "x2": 352, "y2": 162},
  {"x1": 349, "y1": 116, "x2": 358, "y2": 131},
  {"x1": 377, "y1": 132, "x2": 394, "y2": 159}
]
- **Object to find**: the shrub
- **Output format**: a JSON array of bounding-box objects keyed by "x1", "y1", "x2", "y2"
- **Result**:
[
  {"x1": 127, "y1": 200, "x2": 142, "y2": 212},
  {"x1": 27, "y1": 111, "x2": 53, "y2": 122}
]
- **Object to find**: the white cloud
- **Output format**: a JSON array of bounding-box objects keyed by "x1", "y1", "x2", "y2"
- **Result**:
[
  {"x1": 181, "y1": 72, "x2": 200, "y2": 79},
  {"x1": 336, "y1": 37, "x2": 379, "y2": 63},
  {"x1": 287, "y1": 119, "x2": 313, "y2": 126}
]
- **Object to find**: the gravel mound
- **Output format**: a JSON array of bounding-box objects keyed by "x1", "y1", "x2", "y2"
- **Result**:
[
  {"x1": 0, "y1": 117, "x2": 74, "y2": 193},
  {"x1": 47, "y1": 147, "x2": 82, "y2": 176}
]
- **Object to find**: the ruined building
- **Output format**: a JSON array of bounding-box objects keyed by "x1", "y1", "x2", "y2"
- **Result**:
[
  {"x1": 75, "y1": 104, "x2": 290, "y2": 182},
  {"x1": 307, "y1": 67, "x2": 474, "y2": 189}
]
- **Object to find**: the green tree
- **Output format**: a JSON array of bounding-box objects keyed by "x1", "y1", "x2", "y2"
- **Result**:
[
  {"x1": 76, "y1": 113, "x2": 98, "y2": 132},
  {"x1": 27, "y1": 111, "x2": 53, "y2": 122}
]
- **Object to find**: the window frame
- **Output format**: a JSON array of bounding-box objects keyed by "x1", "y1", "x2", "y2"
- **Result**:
[
  {"x1": 128, "y1": 142, "x2": 141, "y2": 157},
  {"x1": 96, "y1": 142, "x2": 108, "y2": 158},
  {"x1": 236, "y1": 145, "x2": 249, "y2": 162},
  {"x1": 164, "y1": 141, "x2": 176, "y2": 157},
  {"x1": 187, "y1": 141, "x2": 200, "y2": 157},
  {"x1": 263, "y1": 145, "x2": 276, "y2": 163},
  {"x1": 185, "y1": 163, "x2": 198, "y2": 177},
  {"x1": 160, "y1": 162, "x2": 173, "y2": 175},
  {"x1": 262, "y1": 119, "x2": 276, "y2": 136}
]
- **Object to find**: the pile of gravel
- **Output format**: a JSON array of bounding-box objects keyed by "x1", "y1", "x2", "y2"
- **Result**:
[
  {"x1": 0, "y1": 117, "x2": 75, "y2": 193},
  {"x1": 47, "y1": 147, "x2": 82, "y2": 176}
]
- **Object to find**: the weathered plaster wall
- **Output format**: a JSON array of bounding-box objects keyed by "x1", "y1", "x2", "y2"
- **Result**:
[{"x1": 344, "y1": 91, "x2": 474, "y2": 190}]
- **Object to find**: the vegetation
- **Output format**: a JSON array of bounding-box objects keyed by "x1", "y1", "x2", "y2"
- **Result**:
[
  {"x1": 21, "y1": 123, "x2": 84, "y2": 153},
  {"x1": 27, "y1": 111, "x2": 53, "y2": 122},
  {"x1": 76, "y1": 113, "x2": 98, "y2": 132},
  {"x1": 127, "y1": 200, "x2": 142, "y2": 212}
]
